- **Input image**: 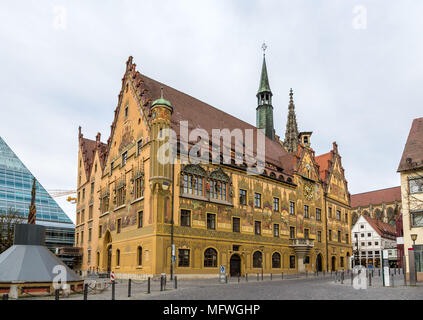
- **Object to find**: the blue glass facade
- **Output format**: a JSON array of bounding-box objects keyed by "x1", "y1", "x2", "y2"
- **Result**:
[{"x1": 0, "y1": 137, "x2": 75, "y2": 251}]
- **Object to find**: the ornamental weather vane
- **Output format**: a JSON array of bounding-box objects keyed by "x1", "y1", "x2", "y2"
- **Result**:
[{"x1": 262, "y1": 42, "x2": 267, "y2": 55}]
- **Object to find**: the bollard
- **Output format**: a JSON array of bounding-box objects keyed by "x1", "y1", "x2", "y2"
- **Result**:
[
  {"x1": 147, "y1": 277, "x2": 151, "y2": 294},
  {"x1": 238, "y1": 276, "x2": 240, "y2": 283},
  {"x1": 270, "y1": 273, "x2": 272, "y2": 281},
  {"x1": 378, "y1": 269, "x2": 380, "y2": 277},
  {"x1": 174, "y1": 276, "x2": 178, "y2": 289},
  {"x1": 261, "y1": 270, "x2": 263, "y2": 281},
  {"x1": 282, "y1": 272, "x2": 284, "y2": 280},
  {"x1": 351, "y1": 272, "x2": 354, "y2": 286},
  {"x1": 257, "y1": 273, "x2": 259, "y2": 281},
  {"x1": 2, "y1": 294, "x2": 8, "y2": 300},
  {"x1": 128, "y1": 279, "x2": 131, "y2": 298},
  {"x1": 369, "y1": 273, "x2": 372, "y2": 286},
  {"x1": 84, "y1": 283, "x2": 88, "y2": 300},
  {"x1": 246, "y1": 273, "x2": 248, "y2": 282},
  {"x1": 112, "y1": 280, "x2": 115, "y2": 300},
  {"x1": 160, "y1": 276, "x2": 164, "y2": 291},
  {"x1": 341, "y1": 271, "x2": 344, "y2": 284},
  {"x1": 391, "y1": 274, "x2": 394, "y2": 287},
  {"x1": 55, "y1": 288, "x2": 60, "y2": 300}
]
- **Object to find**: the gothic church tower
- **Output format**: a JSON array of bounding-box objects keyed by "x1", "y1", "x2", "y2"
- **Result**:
[
  {"x1": 283, "y1": 88, "x2": 300, "y2": 153},
  {"x1": 256, "y1": 45, "x2": 275, "y2": 140}
]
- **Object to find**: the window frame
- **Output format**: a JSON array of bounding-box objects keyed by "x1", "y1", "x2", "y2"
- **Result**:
[
  {"x1": 178, "y1": 249, "x2": 190, "y2": 267},
  {"x1": 207, "y1": 213, "x2": 216, "y2": 230},
  {"x1": 180, "y1": 209, "x2": 191, "y2": 227},
  {"x1": 232, "y1": 217, "x2": 241, "y2": 233},
  {"x1": 254, "y1": 220, "x2": 262, "y2": 235},
  {"x1": 254, "y1": 193, "x2": 261, "y2": 208},
  {"x1": 239, "y1": 189, "x2": 247, "y2": 205}
]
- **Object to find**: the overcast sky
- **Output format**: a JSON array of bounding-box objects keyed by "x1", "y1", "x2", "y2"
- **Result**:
[{"x1": 1, "y1": 1, "x2": 422, "y2": 223}]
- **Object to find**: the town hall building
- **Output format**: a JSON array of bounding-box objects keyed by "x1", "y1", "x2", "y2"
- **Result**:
[{"x1": 75, "y1": 51, "x2": 352, "y2": 278}]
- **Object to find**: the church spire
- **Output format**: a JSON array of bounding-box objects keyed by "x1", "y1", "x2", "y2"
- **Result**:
[
  {"x1": 256, "y1": 43, "x2": 275, "y2": 140},
  {"x1": 283, "y1": 88, "x2": 300, "y2": 153}
]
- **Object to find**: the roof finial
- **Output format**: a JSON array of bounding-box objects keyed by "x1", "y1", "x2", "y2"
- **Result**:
[
  {"x1": 160, "y1": 86, "x2": 164, "y2": 99},
  {"x1": 289, "y1": 88, "x2": 294, "y2": 104},
  {"x1": 262, "y1": 42, "x2": 267, "y2": 56}
]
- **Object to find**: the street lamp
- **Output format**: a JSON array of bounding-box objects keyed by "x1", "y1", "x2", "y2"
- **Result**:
[{"x1": 411, "y1": 234, "x2": 418, "y2": 247}]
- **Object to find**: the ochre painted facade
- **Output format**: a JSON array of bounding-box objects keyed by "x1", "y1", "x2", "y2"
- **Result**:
[{"x1": 75, "y1": 57, "x2": 352, "y2": 278}]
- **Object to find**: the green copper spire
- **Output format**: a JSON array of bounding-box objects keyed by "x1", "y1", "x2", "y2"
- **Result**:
[
  {"x1": 257, "y1": 52, "x2": 271, "y2": 95},
  {"x1": 256, "y1": 43, "x2": 275, "y2": 140},
  {"x1": 152, "y1": 87, "x2": 172, "y2": 108}
]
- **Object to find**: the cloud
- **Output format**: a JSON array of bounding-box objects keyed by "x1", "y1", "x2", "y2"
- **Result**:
[{"x1": 1, "y1": 0, "x2": 422, "y2": 221}]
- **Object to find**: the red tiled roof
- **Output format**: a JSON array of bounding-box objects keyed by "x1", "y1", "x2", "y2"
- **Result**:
[
  {"x1": 351, "y1": 186, "x2": 401, "y2": 208},
  {"x1": 398, "y1": 117, "x2": 423, "y2": 172},
  {"x1": 79, "y1": 130, "x2": 107, "y2": 180},
  {"x1": 362, "y1": 215, "x2": 396, "y2": 240},
  {"x1": 104, "y1": 57, "x2": 296, "y2": 178}
]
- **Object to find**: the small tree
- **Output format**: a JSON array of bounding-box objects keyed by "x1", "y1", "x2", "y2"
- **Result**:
[{"x1": 0, "y1": 208, "x2": 24, "y2": 253}]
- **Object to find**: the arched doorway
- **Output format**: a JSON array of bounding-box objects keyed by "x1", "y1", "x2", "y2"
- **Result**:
[
  {"x1": 331, "y1": 256, "x2": 336, "y2": 271},
  {"x1": 316, "y1": 253, "x2": 323, "y2": 272},
  {"x1": 103, "y1": 230, "x2": 112, "y2": 272},
  {"x1": 230, "y1": 254, "x2": 241, "y2": 277},
  {"x1": 107, "y1": 245, "x2": 112, "y2": 272}
]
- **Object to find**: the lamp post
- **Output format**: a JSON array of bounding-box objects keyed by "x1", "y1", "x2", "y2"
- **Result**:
[
  {"x1": 411, "y1": 234, "x2": 418, "y2": 247},
  {"x1": 410, "y1": 234, "x2": 418, "y2": 285}
]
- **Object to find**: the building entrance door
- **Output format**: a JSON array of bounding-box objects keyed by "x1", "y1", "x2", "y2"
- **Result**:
[
  {"x1": 107, "y1": 245, "x2": 112, "y2": 272},
  {"x1": 230, "y1": 254, "x2": 241, "y2": 277},
  {"x1": 316, "y1": 254, "x2": 323, "y2": 272}
]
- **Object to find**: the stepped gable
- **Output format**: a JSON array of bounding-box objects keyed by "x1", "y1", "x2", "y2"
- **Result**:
[
  {"x1": 105, "y1": 56, "x2": 295, "y2": 178},
  {"x1": 78, "y1": 127, "x2": 107, "y2": 177}
]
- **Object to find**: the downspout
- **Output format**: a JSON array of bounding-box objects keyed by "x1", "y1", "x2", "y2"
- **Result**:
[
  {"x1": 324, "y1": 194, "x2": 329, "y2": 271},
  {"x1": 170, "y1": 163, "x2": 175, "y2": 280}
]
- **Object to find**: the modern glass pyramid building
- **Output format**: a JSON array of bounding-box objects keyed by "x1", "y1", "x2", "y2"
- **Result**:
[{"x1": 0, "y1": 136, "x2": 75, "y2": 252}]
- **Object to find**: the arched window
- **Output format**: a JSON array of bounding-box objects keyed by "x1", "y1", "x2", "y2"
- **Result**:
[
  {"x1": 204, "y1": 248, "x2": 218, "y2": 267},
  {"x1": 137, "y1": 246, "x2": 142, "y2": 266},
  {"x1": 272, "y1": 252, "x2": 281, "y2": 268},
  {"x1": 352, "y1": 212, "x2": 359, "y2": 225},
  {"x1": 116, "y1": 249, "x2": 120, "y2": 266},
  {"x1": 181, "y1": 164, "x2": 206, "y2": 196},
  {"x1": 253, "y1": 251, "x2": 262, "y2": 268},
  {"x1": 374, "y1": 209, "x2": 383, "y2": 220},
  {"x1": 209, "y1": 168, "x2": 230, "y2": 201}
]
